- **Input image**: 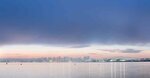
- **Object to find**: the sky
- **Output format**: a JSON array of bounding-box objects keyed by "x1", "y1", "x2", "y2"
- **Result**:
[{"x1": 0, "y1": 0, "x2": 150, "y2": 58}]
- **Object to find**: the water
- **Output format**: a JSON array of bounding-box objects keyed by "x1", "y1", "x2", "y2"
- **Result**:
[{"x1": 0, "y1": 62, "x2": 149, "y2": 78}]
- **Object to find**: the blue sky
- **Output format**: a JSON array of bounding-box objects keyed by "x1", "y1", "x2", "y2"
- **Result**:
[
  {"x1": 0, "y1": 0, "x2": 150, "y2": 58},
  {"x1": 0, "y1": 0, "x2": 150, "y2": 46}
]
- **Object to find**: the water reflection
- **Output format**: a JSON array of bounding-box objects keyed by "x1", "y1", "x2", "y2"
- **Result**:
[{"x1": 0, "y1": 62, "x2": 149, "y2": 78}]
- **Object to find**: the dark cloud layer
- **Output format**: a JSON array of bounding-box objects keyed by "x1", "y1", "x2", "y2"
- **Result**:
[
  {"x1": 69, "y1": 44, "x2": 90, "y2": 48},
  {"x1": 0, "y1": 0, "x2": 150, "y2": 45},
  {"x1": 100, "y1": 49, "x2": 143, "y2": 53},
  {"x1": 121, "y1": 49, "x2": 142, "y2": 53}
]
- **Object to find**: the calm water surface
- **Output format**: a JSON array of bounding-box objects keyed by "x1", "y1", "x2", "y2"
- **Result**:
[{"x1": 0, "y1": 62, "x2": 149, "y2": 78}]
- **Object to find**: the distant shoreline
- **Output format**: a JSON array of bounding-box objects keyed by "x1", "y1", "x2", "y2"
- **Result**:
[{"x1": 0, "y1": 57, "x2": 150, "y2": 63}]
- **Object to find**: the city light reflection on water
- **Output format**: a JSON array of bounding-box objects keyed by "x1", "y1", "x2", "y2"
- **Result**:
[{"x1": 0, "y1": 62, "x2": 149, "y2": 78}]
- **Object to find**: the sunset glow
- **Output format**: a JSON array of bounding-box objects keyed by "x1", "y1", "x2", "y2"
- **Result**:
[{"x1": 0, "y1": 44, "x2": 149, "y2": 58}]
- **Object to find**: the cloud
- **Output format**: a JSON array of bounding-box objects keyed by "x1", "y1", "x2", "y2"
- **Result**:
[
  {"x1": 100, "y1": 49, "x2": 143, "y2": 53},
  {"x1": 121, "y1": 49, "x2": 143, "y2": 53},
  {"x1": 69, "y1": 44, "x2": 90, "y2": 48},
  {"x1": 100, "y1": 49, "x2": 119, "y2": 52}
]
